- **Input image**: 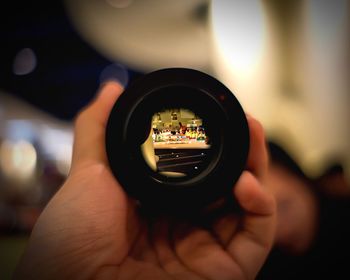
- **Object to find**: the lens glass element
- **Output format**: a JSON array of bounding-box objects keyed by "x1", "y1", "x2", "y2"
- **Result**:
[{"x1": 141, "y1": 108, "x2": 212, "y2": 179}]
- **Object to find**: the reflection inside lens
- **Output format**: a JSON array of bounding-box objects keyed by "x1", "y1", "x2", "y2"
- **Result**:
[{"x1": 141, "y1": 108, "x2": 211, "y2": 178}]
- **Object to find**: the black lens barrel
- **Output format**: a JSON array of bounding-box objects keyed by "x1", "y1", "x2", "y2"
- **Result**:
[{"x1": 106, "y1": 68, "x2": 249, "y2": 212}]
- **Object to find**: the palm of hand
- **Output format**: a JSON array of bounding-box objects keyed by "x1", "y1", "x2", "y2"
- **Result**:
[{"x1": 24, "y1": 164, "x2": 271, "y2": 280}]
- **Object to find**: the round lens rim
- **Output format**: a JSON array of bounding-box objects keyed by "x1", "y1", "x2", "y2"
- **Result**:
[{"x1": 106, "y1": 68, "x2": 249, "y2": 210}]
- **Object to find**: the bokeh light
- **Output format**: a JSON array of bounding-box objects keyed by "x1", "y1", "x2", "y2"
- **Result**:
[
  {"x1": 99, "y1": 63, "x2": 129, "y2": 87},
  {"x1": 0, "y1": 140, "x2": 37, "y2": 184},
  {"x1": 12, "y1": 48, "x2": 37, "y2": 76}
]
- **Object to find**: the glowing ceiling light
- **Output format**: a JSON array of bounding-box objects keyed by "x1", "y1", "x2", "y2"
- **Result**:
[{"x1": 211, "y1": 0, "x2": 265, "y2": 80}]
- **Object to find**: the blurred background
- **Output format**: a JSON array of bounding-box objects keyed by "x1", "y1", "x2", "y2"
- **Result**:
[{"x1": 0, "y1": 0, "x2": 349, "y2": 278}]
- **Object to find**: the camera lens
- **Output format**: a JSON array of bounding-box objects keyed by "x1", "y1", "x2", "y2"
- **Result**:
[{"x1": 106, "y1": 68, "x2": 249, "y2": 211}]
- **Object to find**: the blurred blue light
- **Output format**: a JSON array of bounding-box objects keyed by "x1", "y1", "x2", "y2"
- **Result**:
[{"x1": 99, "y1": 63, "x2": 129, "y2": 87}]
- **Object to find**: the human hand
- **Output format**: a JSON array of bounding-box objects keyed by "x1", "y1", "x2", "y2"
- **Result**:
[{"x1": 14, "y1": 82, "x2": 276, "y2": 280}]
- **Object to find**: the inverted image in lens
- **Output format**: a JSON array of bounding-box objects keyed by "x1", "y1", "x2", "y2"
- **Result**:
[{"x1": 141, "y1": 108, "x2": 211, "y2": 179}]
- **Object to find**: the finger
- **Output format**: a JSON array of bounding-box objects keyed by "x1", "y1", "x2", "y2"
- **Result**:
[
  {"x1": 227, "y1": 171, "x2": 276, "y2": 279},
  {"x1": 197, "y1": 198, "x2": 240, "y2": 247},
  {"x1": 211, "y1": 213, "x2": 239, "y2": 247},
  {"x1": 130, "y1": 222, "x2": 160, "y2": 264},
  {"x1": 173, "y1": 225, "x2": 244, "y2": 280},
  {"x1": 71, "y1": 82, "x2": 123, "y2": 169},
  {"x1": 246, "y1": 115, "x2": 269, "y2": 181},
  {"x1": 151, "y1": 218, "x2": 203, "y2": 280}
]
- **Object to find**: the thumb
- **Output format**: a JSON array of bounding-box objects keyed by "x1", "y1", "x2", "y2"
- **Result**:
[{"x1": 71, "y1": 81, "x2": 123, "y2": 170}]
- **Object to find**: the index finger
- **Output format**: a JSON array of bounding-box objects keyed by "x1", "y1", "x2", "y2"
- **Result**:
[{"x1": 245, "y1": 115, "x2": 269, "y2": 181}]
